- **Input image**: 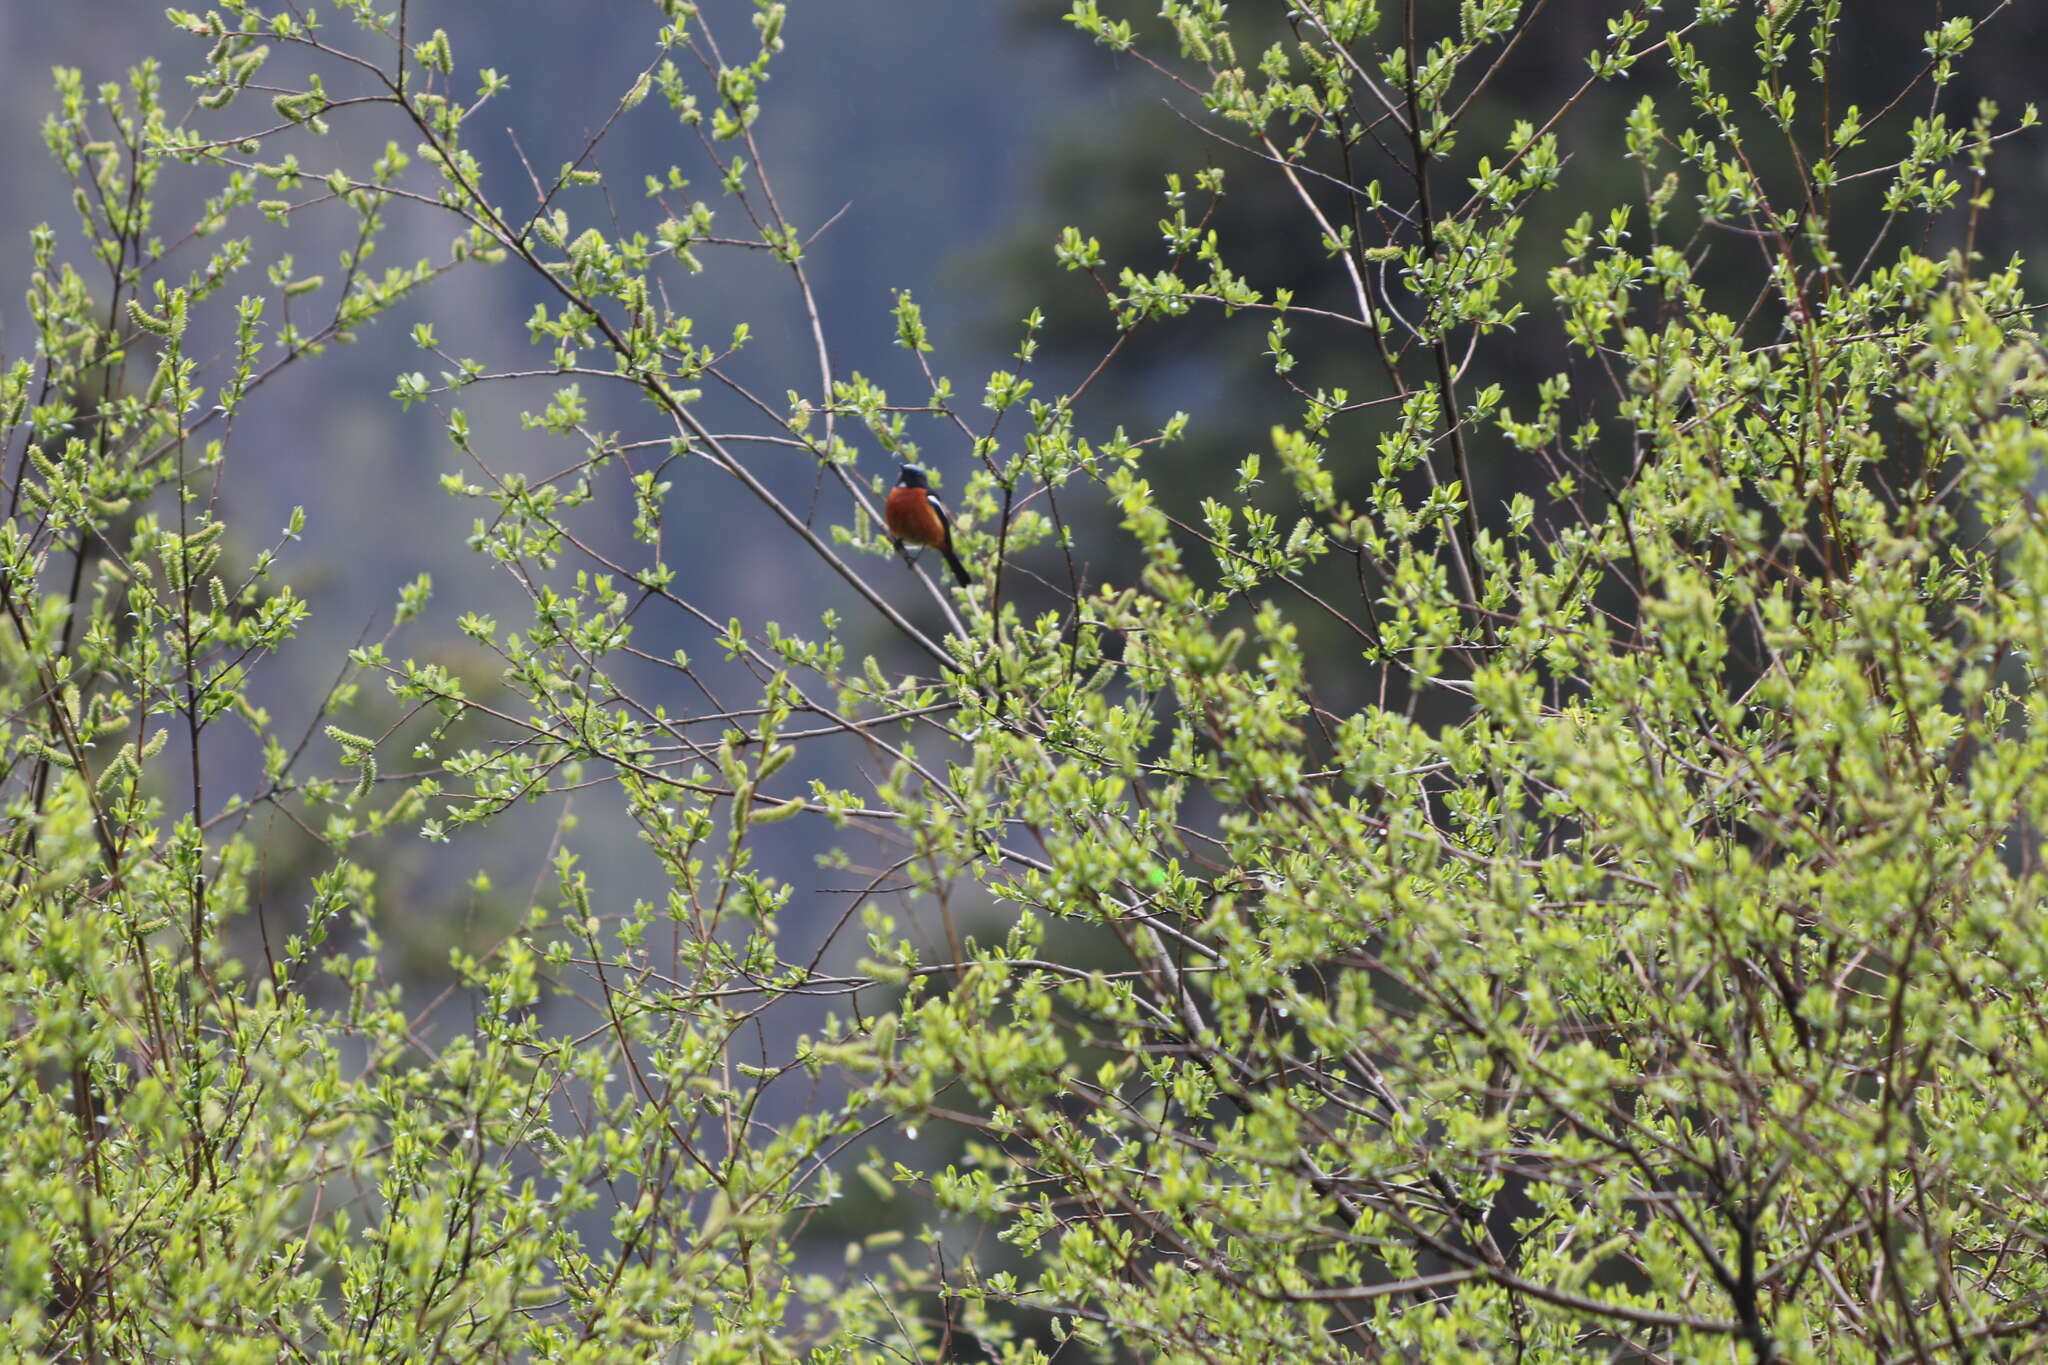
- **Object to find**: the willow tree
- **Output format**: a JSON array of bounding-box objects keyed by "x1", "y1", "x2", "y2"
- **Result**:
[{"x1": 3, "y1": 1, "x2": 2045, "y2": 1360}]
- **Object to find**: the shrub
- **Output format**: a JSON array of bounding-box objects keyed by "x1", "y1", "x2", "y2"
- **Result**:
[{"x1": 3, "y1": 2, "x2": 2045, "y2": 1359}]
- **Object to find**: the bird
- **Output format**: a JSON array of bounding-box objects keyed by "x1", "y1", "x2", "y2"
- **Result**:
[{"x1": 883, "y1": 464, "x2": 971, "y2": 587}]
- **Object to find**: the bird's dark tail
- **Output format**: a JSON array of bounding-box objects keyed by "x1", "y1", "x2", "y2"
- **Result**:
[{"x1": 943, "y1": 545, "x2": 972, "y2": 587}]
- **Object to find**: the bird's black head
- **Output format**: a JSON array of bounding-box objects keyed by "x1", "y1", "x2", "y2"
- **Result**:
[{"x1": 896, "y1": 464, "x2": 929, "y2": 489}]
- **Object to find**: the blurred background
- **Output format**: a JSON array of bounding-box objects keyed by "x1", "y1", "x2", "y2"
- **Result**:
[{"x1": 7, "y1": 1, "x2": 2044, "y2": 916}]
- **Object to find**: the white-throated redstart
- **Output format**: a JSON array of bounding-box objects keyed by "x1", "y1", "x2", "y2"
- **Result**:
[{"x1": 883, "y1": 464, "x2": 971, "y2": 587}]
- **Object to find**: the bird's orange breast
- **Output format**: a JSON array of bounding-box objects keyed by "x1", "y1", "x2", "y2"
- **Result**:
[{"x1": 885, "y1": 486, "x2": 948, "y2": 549}]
